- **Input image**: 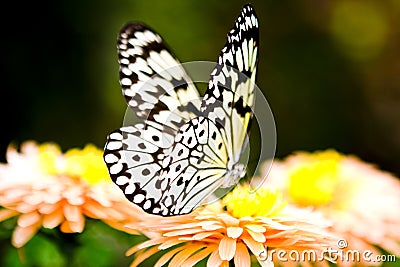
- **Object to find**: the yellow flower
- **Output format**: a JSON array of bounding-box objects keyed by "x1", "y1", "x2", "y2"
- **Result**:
[
  {"x1": 287, "y1": 150, "x2": 343, "y2": 206},
  {"x1": 0, "y1": 141, "x2": 140, "y2": 248},
  {"x1": 124, "y1": 185, "x2": 336, "y2": 267},
  {"x1": 260, "y1": 150, "x2": 400, "y2": 266},
  {"x1": 223, "y1": 185, "x2": 286, "y2": 218}
]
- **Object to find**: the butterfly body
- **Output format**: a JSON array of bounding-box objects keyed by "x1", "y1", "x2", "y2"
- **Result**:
[{"x1": 104, "y1": 4, "x2": 259, "y2": 216}]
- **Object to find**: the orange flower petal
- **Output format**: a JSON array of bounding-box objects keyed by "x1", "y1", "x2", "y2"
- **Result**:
[
  {"x1": 207, "y1": 249, "x2": 223, "y2": 267},
  {"x1": 42, "y1": 209, "x2": 64, "y2": 228},
  {"x1": 38, "y1": 203, "x2": 59, "y2": 214},
  {"x1": 218, "y1": 236, "x2": 236, "y2": 261},
  {"x1": 182, "y1": 246, "x2": 216, "y2": 267},
  {"x1": 15, "y1": 202, "x2": 37, "y2": 213},
  {"x1": 246, "y1": 228, "x2": 266, "y2": 243},
  {"x1": 17, "y1": 212, "x2": 41, "y2": 227},
  {"x1": 154, "y1": 246, "x2": 185, "y2": 267},
  {"x1": 234, "y1": 242, "x2": 251, "y2": 267},
  {"x1": 245, "y1": 224, "x2": 266, "y2": 233},
  {"x1": 218, "y1": 214, "x2": 240, "y2": 226},
  {"x1": 158, "y1": 238, "x2": 187, "y2": 250},
  {"x1": 60, "y1": 218, "x2": 84, "y2": 233},
  {"x1": 241, "y1": 235, "x2": 265, "y2": 257},
  {"x1": 0, "y1": 209, "x2": 19, "y2": 221},
  {"x1": 163, "y1": 228, "x2": 204, "y2": 237},
  {"x1": 169, "y1": 244, "x2": 205, "y2": 266},
  {"x1": 63, "y1": 204, "x2": 82, "y2": 222},
  {"x1": 129, "y1": 246, "x2": 160, "y2": 267},
  {"x1": 192, "y1": 231, "x2": 224, "y2": 240},
  {"x1": 12, "y1": 223, "x2": 41, "y2": 248},
  {"x1": 227, "y1": 226, "x2": 243, "y2": 238}
]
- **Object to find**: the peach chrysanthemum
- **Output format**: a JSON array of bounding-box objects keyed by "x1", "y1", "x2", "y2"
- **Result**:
[
  {"x1": 124, "y1": 186, "x2": 337, "y2": 267},
  {"x1": 0, "y1": 141, "x2": 140, "y2": 248},
  {"x1": 260, "y1": 150, "x2": 400, "y2": 266}
]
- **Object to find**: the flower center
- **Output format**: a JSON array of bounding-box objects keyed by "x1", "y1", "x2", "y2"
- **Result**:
[
  {"x1": 223, "y1": 185, "x2": 286, "y2": 218},
  {"x1": 38, "y1": 143, "x2": 109, "y2": 185},
  {"x1": 288, "y1": 150, "x2": 342, "y2": 207}
]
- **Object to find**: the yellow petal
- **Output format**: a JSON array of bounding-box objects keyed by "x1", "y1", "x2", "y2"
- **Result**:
[
  {"x1": 234, "y1": 242, "x2": 251, "y2": 267},
  {"x1": 218, "y1": 236, "x2": 236, "y2": 261}
]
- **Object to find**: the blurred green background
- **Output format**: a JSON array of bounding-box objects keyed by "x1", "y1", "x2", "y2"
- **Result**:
[
  {"x1": 1, "y1": 0, "x2": 399, "y2": 172},
  {"x1": 1, "y1": 1, "x2": 400, "y2": 266}
]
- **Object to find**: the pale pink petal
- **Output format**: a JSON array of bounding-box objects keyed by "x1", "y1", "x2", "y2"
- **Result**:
[
  {"x1": 182, "y1": 246, "x2": 216, "y2": 267},
  {"x1": 245, "y1": 224, "x2": 266, "y2": 233},
  {"x1": 169, "y1": 244, "x2": 205, "y2": 266},
  {"x1": 218, "y1": 236, "x2": 236, "y2": 261},
  {"x1": 192, "y1": 231, "x2": 224, "y2": 240},
  {"x1": 42, "y1": 209, "x2": 64, "y2": 228},
  {"x1": 207, "y1": 249, "x2": 223, "y2": 267},
  {"x1": 154, "y1": 246, "x2": 185, "y2": 267},
  {"x1": 38, "y1": 203, "x2": 59, "y2": 214},
  {"x1": 163, "y1": 228, "x2": 204, "y2": 237},
  {"x1": 63, "y1": 204, "x2": 82, "y2": 222},
  {"x1": 234, "y1": 242, "x2": 251, "y2": 267},
  {"x1": 241, "y1": 235, "x2": 265, "y2": 257},
  {"x1": 246, "y1": 229, "x2": 266, "y2": 242},
  {"x1": 12, "y1": 223, "x2": 41, "y2": 248},
  {"x1": 157, "y1": 238, "x2": 187, "y2": 250},
  {"x1": 17, "y1": 212, "x2": 41, "y2": 227},
  {"x1": 218, "y1": 214, "x2": 240, "y2": 226},
  {"x1": 227, "y1": 226, "x2": 243, "y2": 238},
  {"x1": 129, "y1": 246, "x2": 160, "y2": 267},
  {"x1": 0, "y1": 209, "x2": 19, "y2": 221},
  {"x1": 15, "y1": 202, "x2": 37, "y2": 213}
]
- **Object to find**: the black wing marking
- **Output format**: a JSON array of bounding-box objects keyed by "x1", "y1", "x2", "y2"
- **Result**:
[
  {"x1": 201, "y1": 4, "x2": 258, "y2": 162},
  {"x1": 118, "y1": 22, "x2": 201, "y2": 132}
]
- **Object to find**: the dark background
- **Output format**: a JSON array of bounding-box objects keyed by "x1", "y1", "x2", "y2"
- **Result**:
[{"x1": 1, "y1": 0, "x2": 399, "y2": 176}]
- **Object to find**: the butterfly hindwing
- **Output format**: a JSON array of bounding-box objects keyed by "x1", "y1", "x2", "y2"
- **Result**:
[{"x1": 157, "y1": 116, "x2": 228, "y2": 216}]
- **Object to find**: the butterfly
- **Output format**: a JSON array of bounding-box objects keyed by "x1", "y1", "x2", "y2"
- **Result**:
[{"x1": 104, "y1": 4, "x2": 259, "y2": 216}]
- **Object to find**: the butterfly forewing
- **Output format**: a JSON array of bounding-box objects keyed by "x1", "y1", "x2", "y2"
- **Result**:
[
  {"x1": 201, "y1": 4, "x2": 258, "y2": 161},
  {"x1": 104, "y1": 4, "x2": 259, "y2": 216},
  {"x1": 118, "y1": 23, "x2": 201, "y2": 132},
  {"x1": 154, "y1": 4, "x2": 259, "y2": 216},
  {"x1": 105, "y1": 23, "x2": 202, "y2": 215}
]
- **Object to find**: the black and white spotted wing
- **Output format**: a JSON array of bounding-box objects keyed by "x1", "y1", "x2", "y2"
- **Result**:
[
  {"x1": 201, "y1": 4, "x2": 258, "y2": 164},
  {"x1": 104, "y1": 23, "x2": 202, "y2": 215},
  {"x1": 118, "y1": 22, "x2": 201, "y2": 132},
  {"x1": 155, "y1": 4, "x2": 259, "y2": 216}
]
